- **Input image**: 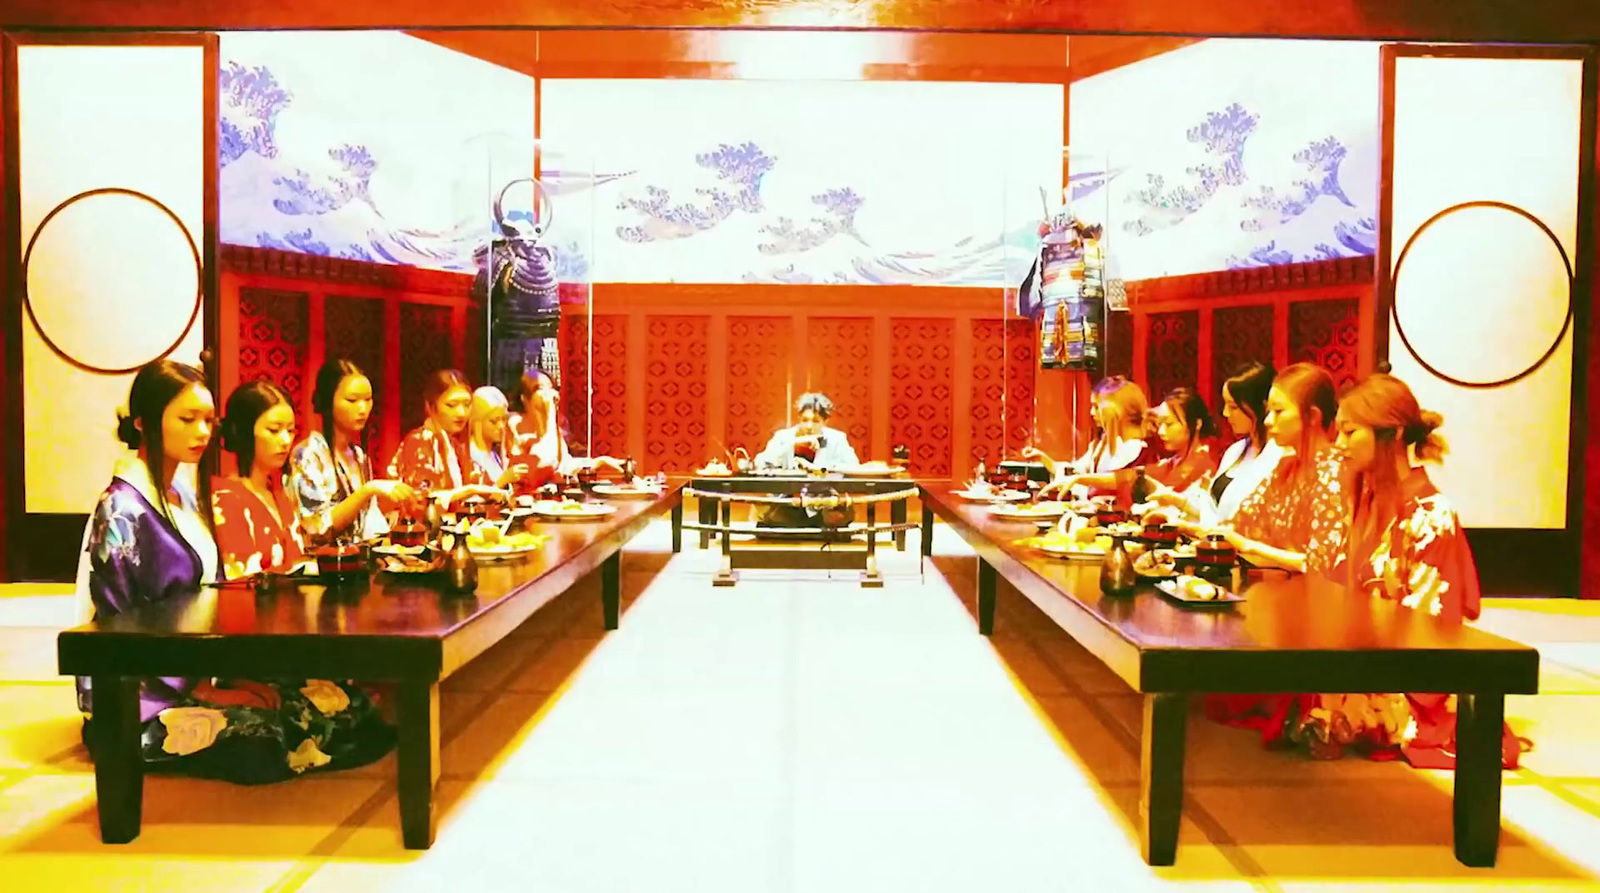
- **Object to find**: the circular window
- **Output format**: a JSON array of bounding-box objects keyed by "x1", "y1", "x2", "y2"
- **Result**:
[
  {"x1": 23, "y1": 188, "x2": 202, "y2": 375},
  {"x1": 1391, "y1": 201, "x2": 1572, "y2": 389}
]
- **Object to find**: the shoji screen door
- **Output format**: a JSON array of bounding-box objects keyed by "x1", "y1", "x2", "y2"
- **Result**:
[
  {"x1": 1376, "y1": 45, "x2": 1596, "y2": 596},
  {"x1": 2, "y1": 33, "x2": 219, "y2": 581}
]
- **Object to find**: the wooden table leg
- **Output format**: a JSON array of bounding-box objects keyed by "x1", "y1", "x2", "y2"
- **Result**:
[
  {"x1": 921, "y1": 503, "x2": 934, "y2": 558},
  {"x1": 601, "y1": 550, "x2": 622, "y2": 630},
  {"x1": 397, "y1": 682, "x2": 440, "y2": 850},
  {"x1": 1140, "y1": 693, "x2": 1188, "y2": 866},
  {"x1": 89, "y1": 675, "x2": 144, "y2": 844},
  {"x1": 1454, "y1": 692, "x2": 1506, "y2": 867},
  {"x1": 976, "y1": 559, "x2": 997, "y2": 636},
  {"x1": 891, "y1": 498, "x2": 907, "y2": 551},
  {"x1": 670, "y1": 499, "x2": 683, "y2": 554},
  {"x1": 697, "y1": 495, "x2": 716, "y2": 549}
]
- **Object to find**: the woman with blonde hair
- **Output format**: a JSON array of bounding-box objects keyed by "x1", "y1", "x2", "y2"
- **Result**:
[
  {"x1": 1030, "y1": 375, "x2": 1154, "y2": 497},
  {"x1": 467, "y1": 386, "x2": 542, "y2": 490}
]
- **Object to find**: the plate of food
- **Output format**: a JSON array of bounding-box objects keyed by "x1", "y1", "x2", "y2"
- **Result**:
[
  {"x1": 593, "y1": 480, "x2": 664, "y2": 499},
  {"x1": 1027, "y1": 524, "x2": 1113, "y2": 559},
  {"x1": 952, "y1": 483, "x2": 1029, "y2": 502},
  {"x1": 529, "y1": 499, "x2": 617, "y2": 521},
  {"x1": 987, "y1": 501, "x2": 1069, "y2": 522},
  {"x1": 1155, "y1": 574, "x2": 1245, "y2": 606},
  {"x1": 696, "y1": 460, "x2": 734, "y2": 477},
  {"x1": 1133, "y1": 549, "x2": 1179, "y2": 579},
  {"x1": 463, "y1": 523, "x2": 548, "y2": 559},
  {"x1": 839, "y1": 461, "x2": 907, "y2": 478},
  {"x1": 372, "y1": 542, "x2": 430, "y2": 558}
]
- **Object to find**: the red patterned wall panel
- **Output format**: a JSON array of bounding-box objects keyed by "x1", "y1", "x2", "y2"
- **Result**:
[
  {"x1": 643, "y1": 315, "x2": 710, "y2": 473},
  {"x1": 1146, "y1": 309, "x2": 1200, "y2": 402},
  {"x1": 725, "y1": 316, "x2": 794, "y2": 459},
  {"x1": 969, "y1": 318, "x2": 1036, "y2": 471},
  {"x1": 558, "y1": 314, "x2": 591, "y2": 452},
  {"x1": 889, "y1": 318, "x2": 954, "y2": 477},
  {"x1": 323, "y1": 296, "x2": 388, "y2": 461},
  {"x1": 1288, "y1": 298, "x2": 1360, "y2": 393},
  {"x1": 1104, "y1": 310, "x2": 1134, "y2": 380},
  {"x1": 805, "y1": 317, "x2": 875, "y2": 452},
  {"x1": 237, "y1": 288, "x2": 309, "y2": 417},
  {"x1": 1007, "y1": 319, "x2": 1037, "y2": 449},
  {"x1": 586, "y1": 314, "x2": 629, "y2": 459},
  {"x1": 399, "y1": 303, "x2": 455, "y2": 434},
  {"x1": 1211, "y1": 303, "x2": 1276, "y2": 411}
]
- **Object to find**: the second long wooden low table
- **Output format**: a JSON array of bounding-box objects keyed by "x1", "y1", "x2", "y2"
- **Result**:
[{"x1": 918, "y1": 482, "x2": 1539, "y2": 869}]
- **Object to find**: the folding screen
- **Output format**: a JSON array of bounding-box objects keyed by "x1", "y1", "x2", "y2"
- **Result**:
[
  {"x1": 3, "y1": 34, "x2": 217, "y2": 580},
  {"x1": 1377, "y1": 45, "x2": 1595, "y2": 595}
]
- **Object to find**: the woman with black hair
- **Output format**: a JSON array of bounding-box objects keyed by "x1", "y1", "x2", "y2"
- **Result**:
[
  {"x1": 287, "y1": 358, "x2": 414, "y2": 543},
  {"x1": 1147, "y1": 360, "x2": 1284, "y2": 525},
  {"x1": 74, "y1": 360, "x2": 393, "y2": 784},
  {"x1": 211, "y1": 381, "x2": 305, "y2": 577}
]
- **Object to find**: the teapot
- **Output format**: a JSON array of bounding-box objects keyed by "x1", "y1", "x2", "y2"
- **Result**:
[
  {"x1": 891, "y1": 443, "x2": 910, "y2": 463},
  {"x1": 732, "y1": 447, "x2": 754, "y2": 475}
]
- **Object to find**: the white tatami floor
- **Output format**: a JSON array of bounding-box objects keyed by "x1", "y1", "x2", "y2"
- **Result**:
[{"x1": 2, "y1": 519, "x2": 1599, "y2": 892}]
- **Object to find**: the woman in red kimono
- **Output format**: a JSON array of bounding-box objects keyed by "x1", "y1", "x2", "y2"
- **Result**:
[
  {"x1": 387, "y1": 369, "x2": 506, "y2": 505},
  {"x1": 1052, "y1": 387, "x2": 1219, "y2": 500},
  {"x1": 212, "y1": 381, "x2": 304, "y2": 578},
  {"x1": 1290, "y1": 373, "x2": 1526, "y2": 767},
  {"x1": 1202, "y1": 363, "x2": 1346, "y2": 745}
]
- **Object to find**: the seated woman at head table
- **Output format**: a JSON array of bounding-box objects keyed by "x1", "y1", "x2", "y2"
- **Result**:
[
  {"x1": 74, "y1": 360, "x2": 392, "y2": 784},
  {"x1": 1023, "y1": 375, "x2": 1156, "y2": 498},
  {"x1": 509, "y1": 369, "x2": 626, "y2": 478},
  {"x1": 467, "y1": 385, "x2": 546, "y2": 491},
  {"x1": 1040, "y1": 386, "x2": 1218, "y2": 502},
  {"x1": 211, "y1": 381, "x2": 305, "y2": 578},
  {"x1": 753, "y1": 392, "x2": 860, "y2": 527},
  {"x1": 287, "y1": 358, "x2": 416, "y2": 545},
  {"x1": 387, "y1": 369, "x2": 510, "y2": 506},
  {"x1": 1212, "y1": 373, "x2": 1527, "y2": 768},
  {"x1": 1146, "y1": 361, "x2": 1283, "y2": 527}
]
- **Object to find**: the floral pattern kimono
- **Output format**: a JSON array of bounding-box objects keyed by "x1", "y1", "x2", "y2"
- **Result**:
[
  {"x1": 1292, "y1": 471, "x2": 1525, "y2": 769},
  {"x1": 287, "y1": 430, "x2": 385, "y2": 544},
  {"x1": 1203, "y1": 445, "x2": 1347, "y2": 744},
  {"x1": 75, "y1": 457, "x2": 393, "y2": 785},
  {"x1": 387, "y1": 420, "x2": 491, "y2": 494},
  {"x1": 211, "y1": 476, "x2": 305, "y2": 578}
]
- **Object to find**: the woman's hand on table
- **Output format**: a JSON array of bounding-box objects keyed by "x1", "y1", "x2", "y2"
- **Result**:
[{"x1": 1037, "y1": 476, "x2": 1078, "y2": 500}]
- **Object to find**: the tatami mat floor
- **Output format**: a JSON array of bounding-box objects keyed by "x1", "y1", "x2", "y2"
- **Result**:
[{"x1": 1, "y1": 522, "x2": 1598, "y2": 892}]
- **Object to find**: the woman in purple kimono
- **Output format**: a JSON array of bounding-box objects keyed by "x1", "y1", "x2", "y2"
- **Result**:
[{"x1": 74, "y1": 360, "x2": 392, "y2": 784}]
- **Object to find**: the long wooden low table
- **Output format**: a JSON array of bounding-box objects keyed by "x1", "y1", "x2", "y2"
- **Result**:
[
  {"x1": 918, "y1": 482, "x2": 1539, "y2": 868},
  {"x1": 58, "y1": 483, "x2": 685, "y2": 850}
]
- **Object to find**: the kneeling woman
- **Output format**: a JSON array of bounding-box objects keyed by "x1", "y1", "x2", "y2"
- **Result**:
[
  {"x1": 76, "y1": 361, "x2": 392, "y2": 784},
  {"x1": 1289, "y1": 374, "x2": 1525, "y2": 766},
  {"x1": 212, "y1": 381, "x2": 304, "y2": 577}
]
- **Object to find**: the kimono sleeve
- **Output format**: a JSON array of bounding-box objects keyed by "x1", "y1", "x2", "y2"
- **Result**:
[
  {"x1": 1302, "y1": 458, "x2": 1348, "y2": 575},
  {"x1": 1400, "y1": 500, "x2": 1482, "y2": 624},
  {"x1": 287, "y1": 439, "x2": 341, "y2": 541},
  {"x1": 387, "y1": 430, "x2": 442, "y2": 491},
  {"x1": 80, "y1": 488, "x2": 143, "y2": 620}
]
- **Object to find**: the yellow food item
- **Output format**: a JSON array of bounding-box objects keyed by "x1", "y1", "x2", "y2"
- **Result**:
[{"x1": 1071, "y1": 525, "x2": 1099, "y2": 545}]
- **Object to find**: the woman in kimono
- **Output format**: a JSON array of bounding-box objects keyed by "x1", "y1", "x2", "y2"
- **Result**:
[
  {"x1": 76, "y1": 360, "x2": 392, "y2": 784},
  {"x1": 1045, "y1": 387, "x2": 1218, "y2": 500},
  {"x1": 509, "y1": 369, "x2": 625, "y2": 478},
  {"x1": 1201, "y1": 363, "x2": 1348, "y2": 746},
  {"x1": 287, "y1": 358, "x2": 415, "y2": 544},
  {"x1": 387, "y1": 369, "x2": 506, "y2": 504},
  {"x1": 1154, "y1": 361, "x2": 1285, "y2": 526},
  {"x1": 1285, "y1": 373, "x2": 1526, "y2": 766},
  {"x1": 1031, "y1": 376, "x2": 1157, "y2": 500},
  {"x1": 212, "y1": 381, "x2": 304, "y2": 577},
  {"x1": 467, "y1": 386, "x2": 546, "y2": 490}
]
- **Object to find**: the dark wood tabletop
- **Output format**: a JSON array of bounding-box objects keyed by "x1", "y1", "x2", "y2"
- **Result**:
[
  {"x1": 919, "y1": 480, "x2": 1539, "y2": 869},
  {"x1": 919, "y1": 481, "x2": 1539, "y2": 695},
  {"x1": 59, "y1": 483, "x2": 686, "y2": 684}
]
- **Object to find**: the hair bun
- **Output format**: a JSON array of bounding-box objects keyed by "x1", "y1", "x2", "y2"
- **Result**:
[{"x1": 116, "y1": 413, "x2": 141, "y2": 450}]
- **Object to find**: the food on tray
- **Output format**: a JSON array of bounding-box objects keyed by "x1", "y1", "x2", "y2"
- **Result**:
[
  {"x1": 1134, "y1": 549, "x2": 1178, "y2": 577},
  {"x1": 466, "y1": 528, "x2": 545, "y2": 553},
  {"x1": 697, "y1": 459, "x2": 733, "y2": 476},
  {"x1": 990, "y1": 500, "x2": 1068, "y2": 517},
  {"x1": 377, "y1": 542, "x2": 427, "y2": 556}
]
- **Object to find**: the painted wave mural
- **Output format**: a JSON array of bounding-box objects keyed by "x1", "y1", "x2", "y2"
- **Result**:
[{"x1": 1070, "y1": 39, "x2": 1382, "y2": 279}]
